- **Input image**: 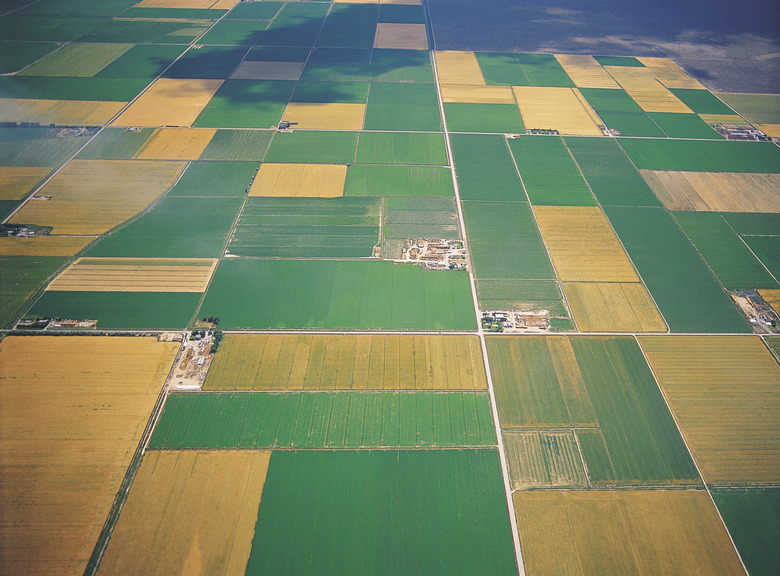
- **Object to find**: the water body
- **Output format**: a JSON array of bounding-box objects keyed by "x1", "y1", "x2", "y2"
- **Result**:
[{"x1": 427, "y1": 0, "x2": 780, "y2": 93}]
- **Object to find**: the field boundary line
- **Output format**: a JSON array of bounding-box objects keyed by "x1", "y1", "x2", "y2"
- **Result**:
[
  {"x1": 633, "y1": 335, "x2": 750, "y2": 576},
  {"x1": 429, "y1": 20, "x2": 526, "y2": 575}
]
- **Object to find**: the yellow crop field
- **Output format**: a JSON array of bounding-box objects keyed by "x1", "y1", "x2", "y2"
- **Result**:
[
  {"x1": 136, "y1": 0, "x2": 238, "y2": 8},
  {"x1": 374, "y1": 23, "x2": 428, "y2": 50},
  {"x1": 381, "y1": 0, "x2": 422, "y2": 4},
  {"x1": 534, "y1": 206, "x2": 640, "y2": 282},
  {"x1": 440, "y1": 84, "x2": 516, "y2": 104},
  {"x1": 434, "y1": 51, "x2": 485, "y2": 85},
  {"x1": 230, "y1": 61, "x2": 305, "y2": 81},
  {"x1": 513, "y1": 490, "x2": 746, "y2": 576},
  {"x1": 637, "y1": 57, "x2": 705, "y2": 89},
  {"x1": 18, "y1": 43, "x2": 133, "y2": 77},
  {"x1": 0, "y1": 166, "x2": 50, "y2": 200},
  {"x1": 563, "y1": 281, "x2": 666, "y2": 333},
  {"x1": 0, "y1": 98, "x2": 125, "y2": 126},
  {"x1": 282, "y1": 102, "x2": 366, "y2": 130},
  {"x1": 503, "y1": 430, "x2": 588, "y2": 489},
  {"x1": 204, "y1": 333, "x2": 488, "y2": 390},
  {"x1": 554, "y1": 54, "x2": 620, "y2": 89},
  {"x1": 759, "y1": 289, "x2": 780, "y2": 313},
  {"x1": 12, "y1": 159, "x2": 186, "y2": 234},
  {"x1": 0, "y1": 336, "x2": 178, "y2": 576},
  {"x1": 512, "y1": 86, "x2": 603, "y2": 135},
  {"x1": 47, "y1": 257, "x2": 218, "y2": 292},
  {"x1": 641, "y1": 170, "x2": 780, "y2": 212},
  {"x1": 96, "y1": 450, "x2": 270, "y2": 576},
  {"x1": 0, "y1": 235, "x2": 94, "y2": 256},
  {"x1": 249, "y1": 163, "x2": 347, "y2": 197},
  {"x1": 698, "y1": 113, "x2": 747, "y2": 124},
  {"x1": 136, "y1": 127, "x2": 217, "y2": 160},
  {"x1": 639, "y1": 335, "x2": 780, "y2": 483},
  {"x1": 757, "y1": 123, "x2": 780, "y2": 138},
  {"x1": 605, "y1": 66, "x2": 693, "y2": 113},
  {"x1": 113, "y1": 78, "x2": 223, "y2": 128}
]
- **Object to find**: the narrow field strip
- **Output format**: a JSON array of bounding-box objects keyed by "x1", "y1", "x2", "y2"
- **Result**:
[{"x1": 0, "y1": 98, "x2": 126, "y2": 126}]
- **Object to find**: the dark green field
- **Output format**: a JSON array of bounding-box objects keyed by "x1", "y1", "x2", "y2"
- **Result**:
[
  {"x1": 0, "y1": 42, "x2": 57, "y2": 74},
  {"x1": 76, "y1": 127, "x2": 154, "y2": 160},
  {"x1": 508, "y1": 136, "x2": 595, "y2": 205},
  {"x1": 229, "y1": 197, "x2": 379, "y2": 258},
  {"x1": 226, "y1": 1, "x2": 283, "y2": 20},
  {"x1": 370, "y1": 49, "x2": 434, "y2": 83},
  {"x1": 27, "y1": 291, "x2": 200, "y2": 329},
  {"x1": 23, "y1": 0, "x2": 136, "y2": 17},
  {"x1": 723, "y1": 212, "x2": 780, "y2": 236},
  {"x1": 77, "y1": 18, "x2": 209, "y2": 44},
  {"x1": 462, "y1": 201, "x2": 554, "y2": 280},
  {"x1": 579, "y1": 88, "x2": 665, "y2": 137},
  {"x1": 444, "y1": 103, "x2": 524, "y2": 133},
  {"x1": 378, "y1": 3, "x2": 426, "y2": 23},
  {"x1": 290, "y1": 81, "x2": 368, "y2": 104},
  {"x1": 344, "y1": 165, "x2": 453, "y2": 197},
  {"x1": 167, "y1": 161, "x2": 256, "y2": 197},
  {"x1": 95, "y1": 44, "x2": 185, "y2": 79},
  {"x1": 363, "y1": 82, "x2": 441, "y2": 132},
  {"x1": 199, "y1": 259, "x2": 476, "y2": 330},
  {"x1": 594, "y1": 56, "x2": 644, "y2": 67},
  {"x1": 264, "y1": 130, "x2": 358, "y2": 164},
  {"x1": 742, "y1": 235, "x2": 780, "y2": 280},
  {"x1": 194, "y1": 80, "x2": 296, "y2": 128},
  {"x1": 475, "y1": 52, "x2": 530, "y2": 85},
  {"x1": 299, "y1": 47, "x2": 372, "y2": 82},
  {"x1": 606, "y1": 206, "x2": 751, "y2": 333},
  {"x1": 648, "y1": 112, "x2": 723, "y2": 139},
  {"x1": 618, "y1": 138, "x2": 780, "y2": 172},
  {"x1": 198, "y1": 19, "x2": 268, "y2": 45},
  {"x1": 259, "y1": 1, "x2": 329, "y2": 47},
  {"x1": 149, "y1": 391, "x2": 495, "y2": 449},
  {"x1": 0, "y1": 14, "x2": 107, "y2": 42},
  {"x1": 199, "y1": 129, "x2": 273, "y2": 161},
  {"x1": 245, "y1": 450, "x2": 517, "y2": 576},
  {"x1": 712, "y1": 488, "x2": 780, "y2": 576},
  {"x1": 0, "y1": 76, "x2": 148, "y2": 102},
  {"x1": 0, "y1": 256, "x2": 68, "y2": 328},
  {"x1": 356, "y1": 131, "x2": 447, "y2": 165},
  {"x1": 673, "y1": 211, "x2": 778, "y2": 289},
  {"x1": 669, "y1": 89, "x2": 735, "y2": 115},
  {"x1": 565, "y1": 137, "x2": 662, "y2": 206},
  {"x1": 450, "y1": 134, "x2": 525, "y2": 201}
]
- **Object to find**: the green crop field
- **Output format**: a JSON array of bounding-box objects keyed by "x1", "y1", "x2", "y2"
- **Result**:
[
  {"x1": 364, "y1": 82, "x2": 441, "y2": 132},
  {"x1": 0, "y1": 127, "x2": 92, "y2": 167},
  {"x1": 194, "y1": 80, "x2": 296, "y2": 128},
  {"x1": 476, "y1": 279, "x2": 567, "y2": 315},
  {"x1": 717, "y1": 93, "x2": 780, "y2": 125},
  {"x1": 264, "y1": 130, "x2": 358, "y2": 164},
  {"x1": 0, "y1": 256, "x2": 68, "y2": 328},
  {"x1": 17, "y1": 42, "x2": 133, "y2": 78},
  {"x1": 0, "y1": 76, "x2": 148, "y2": 102},
  {"x1": 0, "y1": 14, "x2": 107, "y2": 42},
  {"x1": 618, "y1": 138, "x2": 780, "y2": 172},
  {"x1": 0, "y1": 201, "x2": 20, "y2": 221},
  {"x1": 119, "y1": 7, "x2": 225, "y2": 20},
  {"x1": 317, "y1": 3, "x2": 378, "y2": 49},
  {"x1": 475, "y1": 52, "x2": 530, "y2": 85},
  {"x1": 594, "y1": 56, "x2": 644, "y2": 67},
  {"x1": 508, "y1": 136, "x2": 595, "y2": 205},
  {"x1": 245, "y1": 449, "x2": 517, "y2": 576},
  {"x1": 198, "y1": 19, "x2": 268, "y2": 45},
  {"x1": 606, "y1": 206, "x2": 751, "y2": 333},
  {"x1": 723, "y1": 212, "x2": 780, "y2": 236},
  {"x1": 462, "y1": 201, "x2": 554, "y2": 280},
  {"x1": 382, "y1": 196, "x2": 460, "y2": 257},
  {"x1": 95, "y1": 44, "x2": 187, "y2": 79},
  {"x1": 149, "y1": 391, "x2": 495, "y2": 449},
  {"x1": 245, "y1": 45, "x2": 310, "y2": 63},
  {"x1": 27, "y1": 291, "x2": 200, "y2": 330},
  {"x1": 199, "y1": 129, "x2": 273, "y2": 161},
  {"x1": 291, "y1": 81, "x2": 369, "y2": 104},
  {"x1": 77, "y1": 127, "x2": 154, "y2": 160},
  {"x1": 86, "y1": 196, "x2": 243, "y2": 258},
  {"x1": 356, "y1": 131, "x2": 447, "y2": 165},
  {"x1": 647, "y1": 112, "x2": 723, "y2": 139},
  {"x1": 260, "y1": 2, "x2": 329, "y2": 47},
  {"x1": 673, "y1": 211, "x2": 778, "y2": 289},
  {"x1": 226, "y1": 1, "x2": 283, "y2": 20},
  {"x1": 299, "y1": 47, "x2": 372, "y2": 82},
  {"x1": 579, "y1": 88, "x2": 665, "y2": 137},
  {"x1": 24, "y1": 0, "x2": 136, "y2": 17},
  {"x1": 378, "y1": 3, "x2": 426, "y2": 23},
  {"x1": 444, "y1": 103, "x2": 525, "y2": 133},
  {"x1": 515, "y1": 53, "x2": 574, "y2": 87},
  {"x1": 370, "y1": 49, "x2": 434, "y2": 83},
  {"x1": 229, "y1": 197, "x2": 379, "y2": 258},
  {"x1": 742, "y1": 235, "x2": 780, "y2": 280},
  {"x1": 167, "y1": 161, "x2": 256, "y2": 197},
  {"x1": 199, "y1": 259, "x2": 476, "y2": 330},
  {"x1": 77, "y1": 18, "x2": 209, "y2": 44},
  {"x1": 0, "y1": 42, "x2": 57, "y2": 74},
  {"x1": 450, "y1": 134, "x2": 525, "y2": 201},
  {"x1": 344, "y1": 165, "x2": 453, "y2": 197},
  {"x1": 564, "y1": 137, "x2": 661, "y2": 206},
  {"x1": 712, "y1": 488, "x2": 780, "y2": 576},
  {"x1": 486, "y1": 336, "x2": 700, "y2": 486},
  {"x1": 669, "y1": 89, "x2": 735, "y2": 115}
]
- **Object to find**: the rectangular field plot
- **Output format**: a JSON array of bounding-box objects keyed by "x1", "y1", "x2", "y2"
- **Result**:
[
  {"x1": 0, "y1": 98, "x2": 125, "y2": 126},
  {"x1": 503, "y1": 430, "x2": 588, "y2": 489},
  {"x1": 462, "y1": 201, "x2": 554, "y2": 280},
  {"x1": 534, "y1": 206, "x2": 639, "y2": 282},
  {"x1": 0, "y1": 126, "x2": 93, "y2": 167},
  {"x1": 513, "y1": 86, "x2": 603, "y2": 135},
  {"x1": 231, "y1": 60, "x2": 304, "y2": 81},
  {"x1": 578, "y1": 87, "x2": 665, "y2": 137},
  {"x1": 0, "y1": 255, "x2": 70, "y2": 327},
  {"x1": 264, "y1": 130, "x2": 358, "y2": 164},
  {"x1": 554, "y1": 54, "x2": 619, "y2": 88},
  {"x1": 606, "y1": 206, "x2": 750, "y2": 333},
  {"x1": 0, "y1": 336, "x2": 178, "y2": 576},
  {"x1": 113, "y1": 78, "x2": 223, "y2": 127},
  {"x1": 744, "y1": 236, "x2": 780, "y2": 280},
  {"x1": 487, "y1": 336, "x2": 699, "y2": 485},
  {"x1": 363, "y1": 82, "x2": 441, "y2": 131},
  {"x1": 605, "y1": 66, "x2": 693, "y2": 113},
  {"x1": 316, "y1": 3, "x2": 377, "y2": 49},
  {"x1": 637, "y1": 57, "x2": 705, "y2": 89},
  {"x1": 476, "y1": 279, "x2": 567, "y2": 315},
  {"x1": 0, "y1": 41, "x2": 57, "y2": 74},
  {"x1": 444, "y1": 102, "x2": 524, "y2": 133},
  {"x1": 0, "y1": 236, "x2": 93, "y2": 257},
  {"x1": 199, "y1": 259, "x2": 476, "y2": 330},
  {"x1": 12, "y1": 159, "x2": 186, "y2": 235},
  {"x1": 205, "y1": 334, "x2": 487, "y2": 391},
  {"x1": 246, "y1": 450, "x2": 516, "y2": 576},
  {"x1": 514, "y1": 490, "x2": 746, "y2": 576},
  {"x1": 374, "y1": 23, "x2": 428, "y2": 49},
  {"x1": 167, "y1": 161, "x2": 256, "y2": 197},
  {"x1": 249, "y1": 163, "x2": 347, "y2": 197},
  {"x1": 47, "y1": 258, "x2": 218, "y2": 292},
  {"x1": 95, "y1": 44, "x2": 186, "y2": 79},
  {"x1": 673, "y1": 211, "x2": 778, "y2": 289},
  {"x1": 282, "y1": 102, "x2": 366, "y2": 130},
  {"x1": 434, "y1": 51, "x2": 485, "y2": 84},
  {"x1": 508, "y1": 135, "x2": 595, "y2": 205},
  {"x1": 77, "y1": 127, "x2": 155, "y2": 160},
  {"x1": 228, "y1": 197, "x2": 379, "y2": 258},
  {"x1": 640, "y1": 335, "x2": 780, "y2": 484},
  {"x1": 199, "y1": 129, "x2": 273, "y2": 161},
  {"x1": 259, "y1": 2, "x2": 329, "y2": 47},
  {"x1": 474, "y1": 52, "x2": 529, "y2": 86},
  {"x1": 290, "y1": 81, "x2": 369, "y2": 104},
  {"x1": 564, "y1": 136, "x2": 661, "y2": 206},
  {"x1": 641, "y1": 171, "x2": 780, "y2": 212},
  {"x1": 136, "y1": 127, "x2": 216, "y2": 160},
  {"x1": 149, "y1": 391, "x2": 496, "y2": 448},
  {"x1": 648, "y1": 112, "x2": 722, "y2": 139},
  {"x1": 344, "y1": 165, "x2": 454, "y2": 197},
  {"x1": 96, "y1": 450, "x2": 270, "y2": 576},
  {"x1": 77, "y1": 18, "x2": 210, "y2": 44},
  {"x1": 356, "y1": 131, "x2": 447, "y2": 165},
  {"x1": 563, "y1": 282, "x2": 666, "y2": 332},
  {"x1": 194, "y1": 79, "x2": 296, "y2": 128},
  {"x1": 0, "y1": 166, "x2": 50, "y2": 200},
  {"x1": 382, "y1": 197, "x2": 459, "y2": 258},
  {"x1": 450, "y1": 134, "x2": 525, "y2": 201},
  {"x1": 515, "y1": 53, "x2": 575, "y2": 87},
  {"x1": 18, "y1": 42, "x2": 133, "y2": 77},
  {"x1": 440, "y1": 84, "x2": 516, "y2": 104},
  {"x1": 712, "y1": 488, "x2": 780, "y2": 576}
]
